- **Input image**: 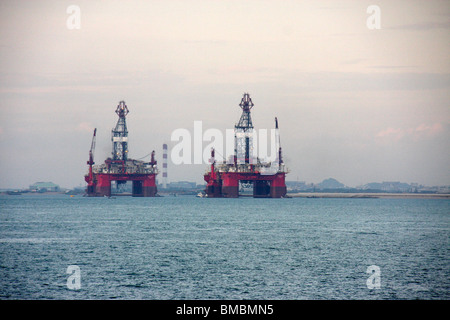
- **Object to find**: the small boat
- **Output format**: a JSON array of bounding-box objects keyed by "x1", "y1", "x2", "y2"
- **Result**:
[
  {"x1": 6, "y1": 191, "x2": 22, "y2": 195},
  {"x1": 196, "y1": 192, "x2": 207, "y2": 198}
]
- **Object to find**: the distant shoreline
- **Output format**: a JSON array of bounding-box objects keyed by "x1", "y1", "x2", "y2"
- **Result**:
[
  {"x1": 288, "y1": 192, "x2": 450, "y2": 199},
  {"x1": 1, "y1": 191, "x2": 449, "y2": 199}
]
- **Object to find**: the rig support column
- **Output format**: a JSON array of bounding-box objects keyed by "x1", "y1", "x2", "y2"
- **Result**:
[
  {"x1": 95, "y1": 174, "x2": 112, "y2": 197},
  {"x1": 270, "y1": 173, "x2": 287, "y2": 198},
  {"x1": 254, "y1": 180, "x2": 271, "y2": 198},
  {"x1": 206, "y1": 180, "x2": 222, "y2": 197},
  {"x1": 221, "y1": 173, "x2": 239, "y2": 198},
  {"x1": 205, "y1": 148, "x2": 223, "y2": 197},
  {"x1": 141, "y1": 175, "x2": 157, "y2": 197},
  {"x1": 132, "y1": 180, "x2": 143, "y2": 196}
]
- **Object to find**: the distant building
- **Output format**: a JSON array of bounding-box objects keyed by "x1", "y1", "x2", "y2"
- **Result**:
[
  {"x1": 360, "y1": 181, "x2": 411, "y2": 192},
  {"x1": 29, "y1": 182, "x2": 60, "y2": 192},
  {"x1": 168, "y1": 181, "x2": 197, "y2": 189},
  {"x1": 286, "y1": 181, "x2": 308, "y2": 191}
]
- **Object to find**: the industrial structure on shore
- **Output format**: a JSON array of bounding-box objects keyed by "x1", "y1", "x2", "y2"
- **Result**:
[
  {"x1": 203, "y1": 93, "x2": 288, "y2": 198},
  {"x1": 84, "y1": 101, "x2": 158, "y2": 197}
]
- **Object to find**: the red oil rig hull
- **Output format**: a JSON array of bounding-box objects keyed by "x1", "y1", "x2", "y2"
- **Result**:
[
  {"x1": 204, "y1": 172, "x2": 287, "y2": 198},
  {"x1": 85, "y1": 173, "x2": 157, "y2": 197}
]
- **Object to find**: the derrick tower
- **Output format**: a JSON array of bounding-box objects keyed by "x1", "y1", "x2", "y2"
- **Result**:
[
  {"x1": 112, "y1": 101, "x2": 129, "y2": 161},
  {"x1": 235, "y1": 93, "x2": 254, "y2": 165}
]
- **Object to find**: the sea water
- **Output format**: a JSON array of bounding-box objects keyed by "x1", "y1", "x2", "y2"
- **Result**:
[{"x1": 0, "y1": 194, "x2": 448, "y2": 299}]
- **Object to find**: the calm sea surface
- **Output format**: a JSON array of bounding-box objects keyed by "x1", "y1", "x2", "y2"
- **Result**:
[{"x1": 0, "y1": 194, "x2": 448, "y2": 300}]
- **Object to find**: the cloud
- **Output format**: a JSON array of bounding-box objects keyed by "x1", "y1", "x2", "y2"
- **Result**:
[
  {"x1": 409, "y1": 123, "x2": 444, "y2": 137},
  {"x1": 376, "y1": 123, "x2": 445, "y2": 142},
  {"x1": 368, "y1": 65, "x2": 418, "y2": 70},
  {"x1": 376, "y1": 127, "x2": 404, "y2": 141}
]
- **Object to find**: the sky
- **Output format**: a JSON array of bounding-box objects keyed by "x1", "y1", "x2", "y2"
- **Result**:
[{"x1": 0, "y1": 0, "x2": 449, "y2": 189}]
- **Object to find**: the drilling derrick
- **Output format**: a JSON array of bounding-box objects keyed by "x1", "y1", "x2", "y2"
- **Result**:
[
  {"x1": 204, "y1": 93, "x2": 288, "y2": 198},
  {"x1": 84, "y1": 101, "x2": 158, "y2": 197},
  {"x1": 112, "y1": 101, "x2": 129, "y2": 161},
  {"x1": 235, "y1": 93, "x2": 254, "y2": 166}
]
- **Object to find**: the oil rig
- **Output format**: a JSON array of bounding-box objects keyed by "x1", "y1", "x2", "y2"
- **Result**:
[
  {"x1": 84, "y1": 101, "x2": 158, "y2": 197},
  {"x1": 204, "y1": 93, "x2": 287, "y2": 198}
]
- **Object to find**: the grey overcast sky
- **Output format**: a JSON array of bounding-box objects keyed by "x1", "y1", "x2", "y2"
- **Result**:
[{"x1": 0, "y1": 0, "x2": 449, "y2": 189}]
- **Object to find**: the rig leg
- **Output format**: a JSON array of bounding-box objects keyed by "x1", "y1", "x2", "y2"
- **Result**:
[
  {"x1": 254, "y1": 180, "x2": 271, "y2": 198},
  {"x1": 86, "y1": 184, "x2": 96, "y2": 196},
  {"x1": 269, "y1": 173, "x2": 287, "y2": 198},
  {"x1": 132, "y1": 180, "x2": 143, "y2": 196},
  {"x1": 221, "y1": 173, "x2": 239, "y2": 198},
  {"x1": 96, "y1": 175, "x2": 112, "y2": 197},
  {"x1": 140, "y1": 175, "x2": 157, "y2": 197},
  {"x1": 206, "y1": 184, "x2": 222, "y2": 197},
  {"x1": 222, "y1": 186, "x2": 239, "y2": 198}
]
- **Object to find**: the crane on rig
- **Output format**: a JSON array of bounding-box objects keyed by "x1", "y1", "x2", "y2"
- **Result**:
[{"x1": 86, "y1": 128, "x2": 97, "y2": 194}]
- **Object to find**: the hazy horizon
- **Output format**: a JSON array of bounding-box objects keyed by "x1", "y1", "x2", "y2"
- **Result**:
[{"x1": 1, "y1": 1, "x2": 449, "y2": 189}]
